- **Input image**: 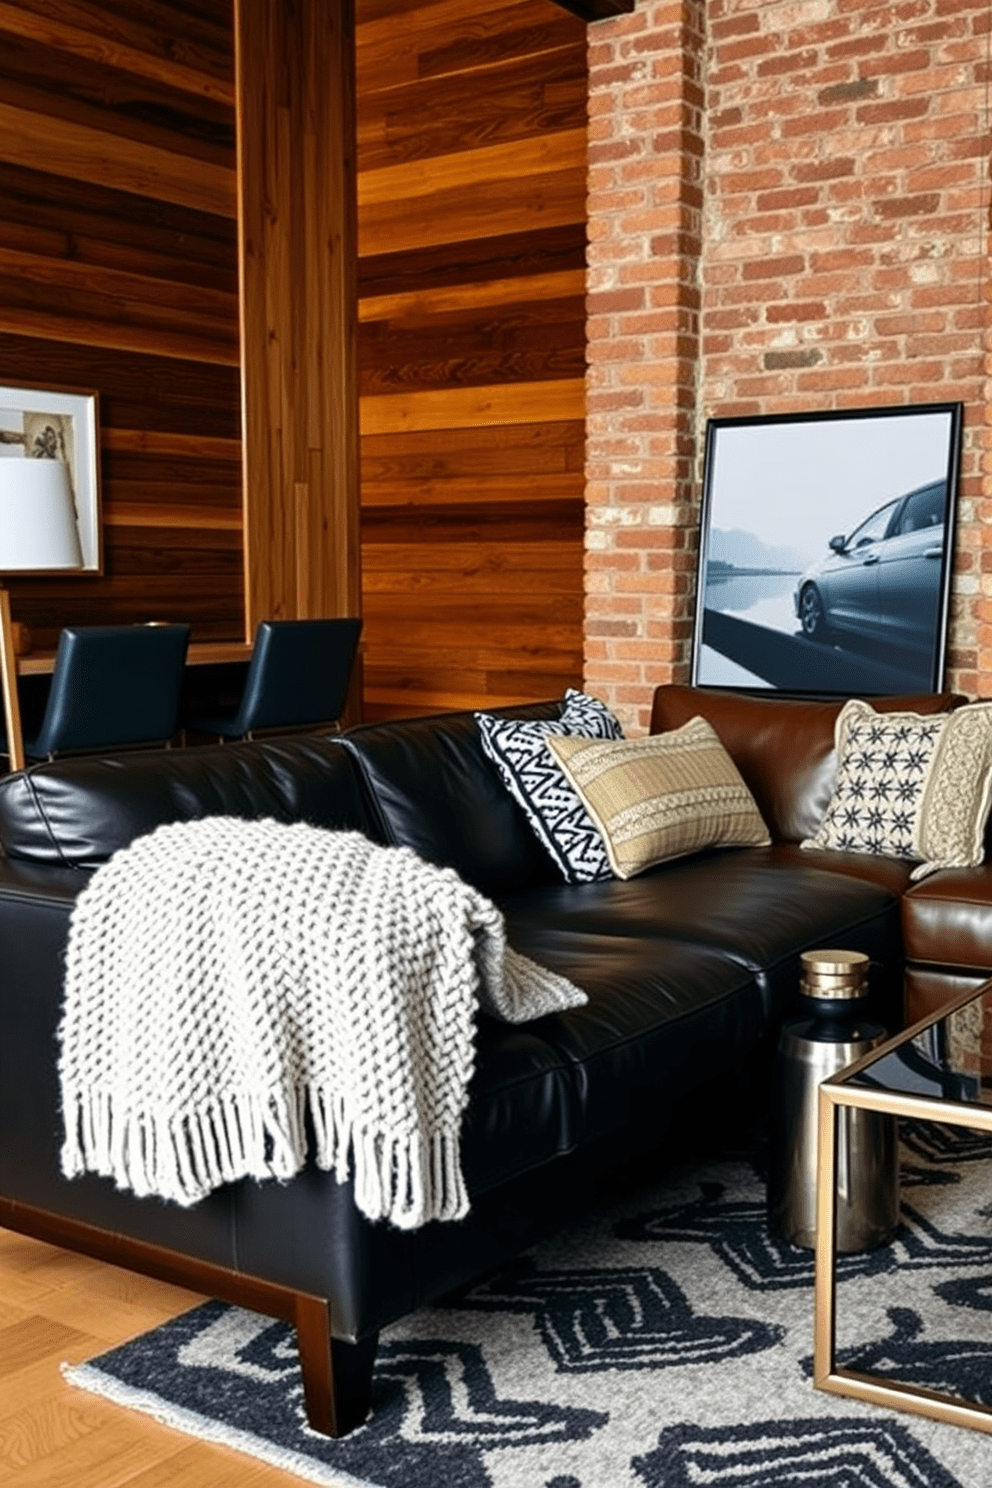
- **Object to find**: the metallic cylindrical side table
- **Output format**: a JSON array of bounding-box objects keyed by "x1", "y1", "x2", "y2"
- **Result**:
[{"x1": 767, "y1": 949, "x2": 899, "y2": 1253}]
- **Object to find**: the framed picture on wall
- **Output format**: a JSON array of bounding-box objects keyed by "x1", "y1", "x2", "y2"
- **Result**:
[
  {"x1": 690, "y1": 402, "x2": 963, "y2": 697},
  {"x1": 0, "y1": 382, "x2": 102, "y2": 573}
]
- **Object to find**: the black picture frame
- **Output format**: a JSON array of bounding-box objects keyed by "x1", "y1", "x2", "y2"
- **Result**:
[{"x1": 690, "y1": 402, "x2": 963, "y2": 698}]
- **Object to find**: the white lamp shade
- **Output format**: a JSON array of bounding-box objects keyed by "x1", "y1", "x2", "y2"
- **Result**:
[{"x1": 0, "y1": 458, "x2": 83, "y2": 571}]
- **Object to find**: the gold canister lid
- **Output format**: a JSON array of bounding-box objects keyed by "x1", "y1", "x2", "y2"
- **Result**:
[
  {"x1": 800, "y1": 949, "x2": 869, "y2": 1000},
  {"x1": 802, "y1": 950, "x2": 869, "y2": 974}
]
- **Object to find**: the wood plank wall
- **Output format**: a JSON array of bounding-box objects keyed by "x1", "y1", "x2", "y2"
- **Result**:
[
  {"x1": 0, "y1": 0, "x2": 589, "y2": 716},
  {"x1": 0, "y1": 0, "x2": 242, "y2": 651},
  {"x1": 355, "y1": 0, "x2": 589, "y2": 720}
]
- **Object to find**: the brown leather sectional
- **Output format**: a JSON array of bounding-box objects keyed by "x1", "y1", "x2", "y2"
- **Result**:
[{"x1": 652, "y1": 683, "x2": 989, "y2": 1025}]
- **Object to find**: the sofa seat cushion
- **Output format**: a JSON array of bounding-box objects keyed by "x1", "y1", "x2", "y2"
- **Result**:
[
  {"x1": 767, "y1": 841, "x2": 917, "y2": 896},
  {"x1": 484, "y1": 928, "x2": 765, "y2": 1148},
  {"x1": 902, "y1": 869, "x2": 992, "y2": 975},
  {"x1": 501, "y1": 847, "x2": 900, "y2": 1019},
  {"x1": 434, "y1": 936, "x2": 762, "y2": 1201}
]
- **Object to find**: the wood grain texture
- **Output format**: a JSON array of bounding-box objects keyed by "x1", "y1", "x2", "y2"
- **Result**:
[
  {"x1": 358, "y1": 293, "x2": 586, "y2": 395},
  {"x1": 0, "y1": 2, "x2": 243, "y2": 653},
  {"x1": 9, "y1": 0, "x2": 235, "y2": 83},
  {"x1": 360, "y1": 379, "x2": 585, "y2": 435},
  {"x1": 0, "y1": 99, "x2": 235, "y2": 217},
  {"x1": 0, "y1": 587, "x2": 26, "y2": 770},
  {"x1": 356, "y1": 0, "x2": 588, "y2": 721},
  {"x1": 360, "y1": 164, "x2": 588, "y2": 259},
  {"x1": 356, "y1": 0, "x2": 585, "y2": 91},
  {"x1": 0, "y1": 1226, "x2": 297, "y2": 1486},
  {"x1": 0, "y1": 159, "x2": 238, "y2": 291},
  {"x1": 359, "y1": 221, "x2": 587, "y2": 298},
  {"x1": 359, "y1": 129, "x2": 586, "y2": 207},
  {"x1": 235, "y1": 0, "x2": 361, "y2": 633},
  {"x1": 357, "y1": 45, "x2": 587, "y2": 171},
  {"x1": 362, "y1": 472, "x2": 581, "y2": 507},
  {"x1": 361, "y1": 419, "x2": 585, "y2": 482},
  {"x1": 0, "y1": 244, "x2": 238, "y2": 362},
  {"x1": 101, "y1": 428, "x2": 241, "y2": 461},
  {"x1": 359, "y1": 268, "x2": 586, "y2": 323},
  {"x1": 0, "y1": 2, "x2": 236, "y2": 104},
  {"x1": 0, "y1": 29, "x2": 235, "y2": 165}
]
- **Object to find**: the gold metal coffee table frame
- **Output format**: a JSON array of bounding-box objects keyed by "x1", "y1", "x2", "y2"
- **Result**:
[{"x1": 814, "y1": 980, "x2": 992, "y2": 1435}]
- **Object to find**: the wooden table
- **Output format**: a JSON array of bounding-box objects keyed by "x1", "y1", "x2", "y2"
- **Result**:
[{"x1": 15, "y1": 641, "x2": 253, "y2": 676}]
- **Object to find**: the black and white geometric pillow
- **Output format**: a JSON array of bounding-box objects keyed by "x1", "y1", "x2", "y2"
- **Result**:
[
  {"x1": 477, "y1": 689, "x2": 624, "y2": 883},
  {"x1": 802, "y1": 700, "x2": 947, "y2": 861}
]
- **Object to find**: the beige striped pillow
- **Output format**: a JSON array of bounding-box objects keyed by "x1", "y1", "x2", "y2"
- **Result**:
[{"x1": 547, "y1": 716, "x2": 771, "y2": 880}]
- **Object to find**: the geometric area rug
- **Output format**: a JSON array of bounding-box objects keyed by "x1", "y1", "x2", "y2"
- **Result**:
[{"x1": 63, "y1": 1121, "x2": 992, "y2": 1488}]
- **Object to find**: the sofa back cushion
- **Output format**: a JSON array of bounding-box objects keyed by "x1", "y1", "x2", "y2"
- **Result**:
[
  {"x1": 649, "y1": 685, "x2": 964, "y2": 845},
  {"x1": 340, "y1": 701, "x2": 564, "y2": 898},
  {"x1": 0, "y1": 736, "x2": 374, "y2": 867}
]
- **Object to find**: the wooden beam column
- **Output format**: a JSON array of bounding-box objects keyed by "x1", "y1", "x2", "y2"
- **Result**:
[{"x1": 234, "y1": 0, "x2": 360, "y2": 631}]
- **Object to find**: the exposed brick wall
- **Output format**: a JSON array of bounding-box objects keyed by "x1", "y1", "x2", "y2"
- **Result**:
[{"x1": 586, "y1": 0, "x2": 992, "y2": 732}]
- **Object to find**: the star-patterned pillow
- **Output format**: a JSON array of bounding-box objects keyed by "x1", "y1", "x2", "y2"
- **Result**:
[{"x1": 802, "y1": 698, "x2": 992, "y2": 880}]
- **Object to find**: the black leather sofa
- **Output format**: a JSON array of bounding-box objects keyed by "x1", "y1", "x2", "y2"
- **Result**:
[{"x1": 0, "y1": 685, "x2": 953, "y2": 1434}]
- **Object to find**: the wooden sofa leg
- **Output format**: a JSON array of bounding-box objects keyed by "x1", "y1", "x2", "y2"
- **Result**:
[
  {"x1": 0, "y1": 1197, "x2": 380, "y2": 1442},
  {"x1": 295, "y1": 1295, "x2": 378, "y2": 1437}
]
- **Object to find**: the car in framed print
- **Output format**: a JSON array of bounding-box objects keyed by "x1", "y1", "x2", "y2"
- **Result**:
[
  {"x1": 794, "y1": 477, "x2": 947, "y2": 660},
  {"x1": 691, "y1": 403, "x2": 962, "y2": 698}
]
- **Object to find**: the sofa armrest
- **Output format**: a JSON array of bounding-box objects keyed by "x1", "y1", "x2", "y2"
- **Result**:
[{"x1": 903, "y1": 867, "x2": 992, "y2": 974}]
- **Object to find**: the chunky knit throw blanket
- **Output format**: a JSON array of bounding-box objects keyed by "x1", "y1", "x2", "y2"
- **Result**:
[{"x1": 59, "y1": 817, "x2": 586, "y2": 1228}]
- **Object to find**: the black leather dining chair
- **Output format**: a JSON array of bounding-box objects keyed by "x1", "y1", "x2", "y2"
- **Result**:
[
  {"x1": 187, "y1": 616, "x2": 362, "y2": 740},
  {"x1": 20, "y1": 624, "x2": 191, "y2": 760}
]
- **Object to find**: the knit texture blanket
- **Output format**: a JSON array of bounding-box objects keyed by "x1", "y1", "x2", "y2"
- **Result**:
[{"x1": 58, "y1": 817, "x2": 586, "y2": 1229}]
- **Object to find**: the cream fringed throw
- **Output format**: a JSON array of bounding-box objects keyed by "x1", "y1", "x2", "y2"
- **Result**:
[{"x1": 58, "y1": 817, "x2": 586, "y2": 1228}]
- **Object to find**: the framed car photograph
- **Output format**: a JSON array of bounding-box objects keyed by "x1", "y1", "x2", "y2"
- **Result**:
[{"x1": 690, "y1": 402, "x2": 963, "y2": 697}]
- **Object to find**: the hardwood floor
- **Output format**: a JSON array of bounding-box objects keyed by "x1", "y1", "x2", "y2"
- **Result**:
[{"x1": 0, "y1": 1228, "x2": 304, "y2": 1486}]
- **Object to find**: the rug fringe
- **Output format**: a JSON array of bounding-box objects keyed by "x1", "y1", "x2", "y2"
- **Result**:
[{"x1": 62, "y1": 1362, "x2": 380, "y2": 1488}]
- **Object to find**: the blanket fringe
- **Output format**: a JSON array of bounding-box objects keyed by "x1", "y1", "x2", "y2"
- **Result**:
[
  {"x1": 308, "y1": 1086, "x2": 468, "y2": 1229},
  {"x1": 61, "y1": 1086, "x2": 469, "y2": 1226}
]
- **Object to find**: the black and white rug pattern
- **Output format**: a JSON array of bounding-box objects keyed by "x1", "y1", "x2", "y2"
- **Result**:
[{"x1": 65, "y1": 1123, "x2": 992, "y2": 1488}]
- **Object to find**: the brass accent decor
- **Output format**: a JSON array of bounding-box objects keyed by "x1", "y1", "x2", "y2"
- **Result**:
[{"x1": 801, "y1": 948, "x2": 870, "y2": 999}]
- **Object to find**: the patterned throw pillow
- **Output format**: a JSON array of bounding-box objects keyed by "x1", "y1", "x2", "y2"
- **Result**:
[
  {"x1": 476, "y1": 689, "x2": 623, "y2": 883},
  {"x1": 801, "y1": 698, "x2": 992, "y2": 881},
  {"x1": 546, "y1": 716, "x2": 771, "y2": 881}
]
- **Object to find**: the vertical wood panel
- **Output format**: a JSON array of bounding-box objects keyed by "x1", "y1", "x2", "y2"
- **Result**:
[
  {"x1": 356, "y1": 0, "x2": 588, "y2": 720},
  {"x1": 235, "y1": 0, "x2": 361, "y2": 633}
]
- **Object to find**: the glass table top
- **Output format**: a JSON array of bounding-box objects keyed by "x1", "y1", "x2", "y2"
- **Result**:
[{"x1": 843, "y1": 983, "x2": 992, "y2": 1110}]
